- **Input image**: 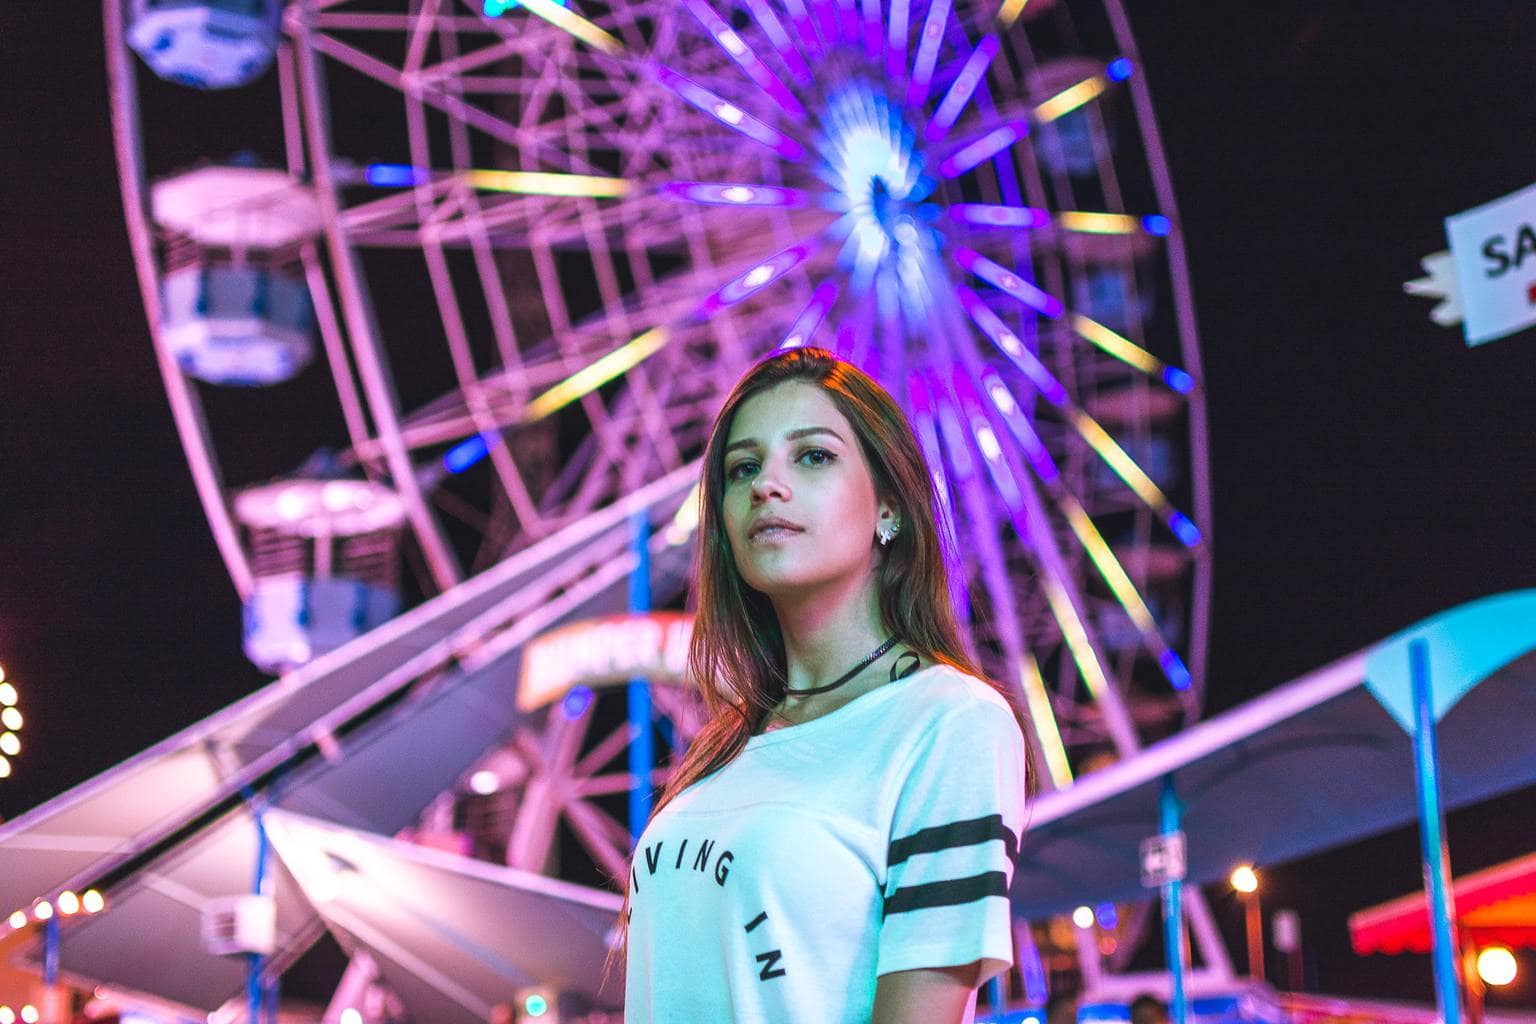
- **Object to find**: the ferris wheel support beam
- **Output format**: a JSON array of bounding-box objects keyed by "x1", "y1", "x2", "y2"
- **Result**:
[
  {"x1": 104, "y1": 0, "x2": 255, "y2": 598},
  {"x1": 291, "y1": 3, "x2": 464, "y2": 592}
]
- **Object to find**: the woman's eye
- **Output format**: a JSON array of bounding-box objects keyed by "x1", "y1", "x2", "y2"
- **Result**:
[
  {"x1": 799, "y1": 447, "x2": 835, "y2": 466},
  {"x1": 726, "y1": 460, "x2": 758, "y2": 481}
]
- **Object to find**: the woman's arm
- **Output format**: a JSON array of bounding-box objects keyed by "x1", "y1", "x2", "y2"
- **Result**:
[{"x1": 871, "y1": 962, "x2": 985, "y2": 1023}]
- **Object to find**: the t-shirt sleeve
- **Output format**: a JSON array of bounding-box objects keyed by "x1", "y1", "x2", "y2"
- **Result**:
[{"x1": 875, "y1": 695, "x2": 1028, "y2": 982}]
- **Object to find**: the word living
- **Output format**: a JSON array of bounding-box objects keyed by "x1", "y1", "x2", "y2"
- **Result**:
[{"x1": 631, "y1": 836, "x2": 734, "y2": 892}]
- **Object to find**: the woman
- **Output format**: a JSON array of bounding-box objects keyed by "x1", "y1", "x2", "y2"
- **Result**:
[{"x1": 623, "y1": 347, "x2": 1032, "y2": 1023}]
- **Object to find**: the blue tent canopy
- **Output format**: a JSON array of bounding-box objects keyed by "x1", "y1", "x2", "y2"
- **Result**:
[{"x1": 1010, "y1": 590, "x2": 1536, "y2": 919}]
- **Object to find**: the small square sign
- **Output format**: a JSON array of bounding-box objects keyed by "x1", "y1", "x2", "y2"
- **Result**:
[
  {"x1": 1140, "y1": 831, "x2": 1187, "y2": 888},
  {"x1": 1444, "y1": 180, "x2": 1536, "y2": 346}
]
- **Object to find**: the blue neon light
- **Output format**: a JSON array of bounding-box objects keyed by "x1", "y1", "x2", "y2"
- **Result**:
[
  {"x1": 1169, "y1": 511, "x2": 1202, "y2": 548},
  {"x1": 365, "y1": 163, "x2": 428, "y2": 187},
  {"x1": 1142, "y1": 214, "x2": 1171, "y2": 236},
  {"x1": 1106, "y1": 58, "x2": 1134, "y2": 82},
  {"x1": 1159, "y1": 649, "x2": 1193, "y2": 691},
  {"x1": 444, "y1": 433, "x2": 493, "y2": 473},
  {"x1": 563, "y1": 685, "x2": 595, "y2": 719},
  {"x1": 1095, "y1": 901, "x2": 1119, "y2": 929},
  {"x1": 1162, "y1": 366, "x2": 1194, "y2": 394}
]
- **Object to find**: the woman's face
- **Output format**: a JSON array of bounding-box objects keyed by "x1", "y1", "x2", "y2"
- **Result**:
[{"x1": 721, "y1": 380, "x2": 893, "y2": 600}]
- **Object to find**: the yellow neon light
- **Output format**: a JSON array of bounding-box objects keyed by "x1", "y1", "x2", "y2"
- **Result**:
[
  {"x1": 1070, "y1": 409, "x2": 1174, "y2": 515},
  {"x1": 467, "y1": 170, "x2": 631, "y2": 198},
  {"x1": 524, "y1": 327, "x2": 671, "y2": 421},
  {"x1": 1058, "y1": 211, "x2": 1141, "y2": 235},
  {"x1": 1063, "y1": 498, "x2": 1158, "y2": 636},
  {"x1": 1071, "y1": 314, "x2": 1162, "y2": 376},
  {"x1": 1019, "y1": 653, "x2": 1073, "y2": 788},
  {"x1": 1032, "y1": 76, "x2": 1106, "y2": 124},
  {"x1": 517, "y1": 0, "x2": 624, "y2": 55},
  {"x1": 1039, "y1": 574, "x2": 1111, "y2": 701},
  {"x1": 664, "y1": 482, "x2": 702, "y2": 547},
  {"x1": 996, "y1": 0, "x2": 1030, "y2": 30}
]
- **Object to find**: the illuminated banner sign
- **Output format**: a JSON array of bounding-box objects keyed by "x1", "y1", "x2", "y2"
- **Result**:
[
  {"x1": 1444, "y1": 181, "x2": 1536, "y2": 346},
  {"x1": 517, "y1": 612, "x2": 693, "y2": 711}
]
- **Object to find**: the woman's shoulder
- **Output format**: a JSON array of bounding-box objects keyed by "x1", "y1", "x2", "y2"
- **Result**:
[{"x1": 901, "y1": 662, "x2": 1017, "y2": 723}]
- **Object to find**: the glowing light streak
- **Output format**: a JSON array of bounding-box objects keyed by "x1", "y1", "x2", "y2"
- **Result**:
[
  {"x1": 906, "y1": 0, "x2": 951, "y2": 108},
  {"x1": 1020, "y1": 654, "x2": 1073, "y2": 787},
  {"x1": 653, "y1": 65, "x2": 805, "y2": 160},
  {"x1": 937, "y1": 121, "x2": 1030, "y2": 178},
  {"x1": 885, "y1": 0, "x2": 910, "y2": 79},
  {"x1": 444, "y1": 432, "x2": 499, "y2": 474},
  {"x1": 779, "y1": 280, "x2": 840, "y2": 349},
  {"x1": 742, "y1": 0, "x2": 812, "y2": 85},
  {"x1": 659, "y1": 181, "x2": 805, "y2": 207},
  {"x1": 947, "y1": 202, "x2": 1050, "y2": 229},
  {"x1": 1039, "y1": 573, "x2": 1112, "y2": 701},
  {"x1": 1069, "y1": 409, "x2": 1201, "y2": 547},
  {"x1": 860, "y1": 0, "x2": 884, "y2": 61},
  {"x1": 364, "y1": 163, "x2": 430, "y2": 187},
  {"x1": 515, "y1": 0, "x2": 624, "y2": 54},
  {"x1": 980, "y1": 367, "x2": 1059, "y2": 482},
  {"x1": 466, "y1": 170, "x2": 630, "y2": 198},
  {"x1": 1071, "y1": 314, "x2": 1194, "y2": 393},
  {"x1": 995, "y1": 0, "x2": 1030, "y2": 30},
  {"x1": 524, "y1": 327, "x2": 671, "y2": 422},
  {"x1": 698, "y1": 240, "x2": 817, "y2": 315},
  {"x1": 682, "y1": 0, "x2": 806, "y2": 119},
  {"x1": 777, "y1": 0, "x2": 824, "y2": 61},
  {"x1": 926, "y1": 36, "x2": 1000, "y2": 142},
  {"x1": 664, "y1": 483, "x2": 702, "y2": 546},
  {"x1": 1061, "y1": 494, "x2": 1191, "y2": 690},
  {"x1": 1058, "y1": 211, "x2": 1145, "y2": 234},
  {"x1": 1033, "y1": 75, "x2": 1106, "y2": 125},
  {"x1": 954, "y1": 247, "x2": 1064, "y2": 318}
]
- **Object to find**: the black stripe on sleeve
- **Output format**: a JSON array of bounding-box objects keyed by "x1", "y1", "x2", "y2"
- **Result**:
[
  {"x1": 883, "y1": 871, "x2": 1009, "y2": 916},
  {"x1": 888, "y1": 813, "x2": 1019, "y2": 868}
]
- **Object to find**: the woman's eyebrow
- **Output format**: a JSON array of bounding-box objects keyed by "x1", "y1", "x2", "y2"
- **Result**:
[{"x1": 724, "y1": 426, "x2": 846, "y2": 454}]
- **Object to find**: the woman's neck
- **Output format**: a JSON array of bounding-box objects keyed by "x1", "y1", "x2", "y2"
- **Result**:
[{"x1": 773, "y1": 571, "x2": 888, "y2": 692}]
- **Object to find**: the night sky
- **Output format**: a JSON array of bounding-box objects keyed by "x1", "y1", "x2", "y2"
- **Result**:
[{"x1": 2, "y1": 0, "x2": 1535, "y2": 1008}]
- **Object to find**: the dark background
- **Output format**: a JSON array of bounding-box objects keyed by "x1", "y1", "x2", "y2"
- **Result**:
[{"x1": 2, "y1": 0, "x2": 1534, "y2": 1007}]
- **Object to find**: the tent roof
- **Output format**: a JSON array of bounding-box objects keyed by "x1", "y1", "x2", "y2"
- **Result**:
[
  {"x1": 1011, "y1": 590, "x2": 1536, "y2": 920},
  {"x1": 1350, "y1": 851, "x2": 1536, "y2": 955}
]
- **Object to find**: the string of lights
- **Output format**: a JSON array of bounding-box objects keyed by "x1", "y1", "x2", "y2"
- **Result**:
[{"x1": 0, "y1": 665, "x2": 22, "y2": 780}]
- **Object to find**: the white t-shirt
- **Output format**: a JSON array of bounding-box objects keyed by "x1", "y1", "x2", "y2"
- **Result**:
[{"x1": 623, "y1": 663, "x2": 1029, "y2": 1023}]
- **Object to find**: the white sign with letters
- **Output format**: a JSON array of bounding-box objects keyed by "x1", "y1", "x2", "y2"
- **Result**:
[{"x1": 1443, "y1": 180, "x2": 1536, "y2": 346}]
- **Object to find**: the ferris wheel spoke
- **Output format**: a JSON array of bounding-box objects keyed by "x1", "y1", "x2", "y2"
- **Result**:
[
  {"x1": 682, "y1": 0, "x2": 807, "y2": 120},
  {"x1": 652, "y1": 64, "x2": 807, "y2": 161},
  {"x1": 905, "y1": 0, "x2": 951, "y2": 108}
]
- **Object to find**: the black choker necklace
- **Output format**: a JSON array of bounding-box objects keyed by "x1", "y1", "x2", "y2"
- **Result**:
[{"x1": 785, "y1": 636, "x2": 899, "y2": 698}]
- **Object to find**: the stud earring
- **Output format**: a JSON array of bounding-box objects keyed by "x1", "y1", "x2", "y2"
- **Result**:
[{"x1": 877, "y1": 520, "x2": 900, "y2": 546}]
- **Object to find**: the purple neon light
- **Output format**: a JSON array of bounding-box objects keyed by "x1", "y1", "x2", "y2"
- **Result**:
[
  {"x1": 979, "y1": 366, "x2": 1060, "y2": 483},
  {"x1": 776, "y1": 0, "x2": 824, "y2": 61},
  {"x1": 946, "y1": 203, "x2": 1051, "y2": 229},
  {"x1": 905, "y1": 0, "x2": 951, "y2": 108},
  {"x1": 779, "y1": 280, "x2": 840, "y2": 348},
  {"x1": 885, "y1": 0, "x2": 910, "y2": 80},
  {"x1": 682, "y1": 0, "x2": 806, "y2": 120},
  {"x1": 696, "y1": 240, "x2": 815, "y2": 316},
  {"x1": 742, "y1": 0, "x2": 812, "y2": 85},
  {"x1": 954, "y1": 247, "x2": 1064, "y2": 319},
  {"x1": 956, "y1": 285, "x2": 1068, "y2": 405},
  {"x1": 653, "y1": 65, "x2": 805, "y2": 161},
  {"x1": 926, "y1": 35, "x2": 1000, "y2": 142},
  {"x1": 953, "y1": 370, "x2": 1022, "y2": 508},
  {"x1": 660, "y1": 181, "x2": 805, "y2": 207},
  {"x1": 937, "y1": 120, "x2": 1029, "y2": 178},
  {"x1": 860, "y1": 0, "x2": 883, "y2": 61},
  {"x1": 835, "y1": 0, "x2": 860, "y2": 45}
]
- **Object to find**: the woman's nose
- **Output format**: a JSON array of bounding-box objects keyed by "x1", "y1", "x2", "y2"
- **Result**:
[{"x1": 750, "y1": 464, "x2": 789, "y2": 503}]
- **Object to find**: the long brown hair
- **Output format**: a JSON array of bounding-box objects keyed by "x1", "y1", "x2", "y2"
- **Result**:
[{"x1": 608, "y1": 347, "x2": 1033, "y2": 975}]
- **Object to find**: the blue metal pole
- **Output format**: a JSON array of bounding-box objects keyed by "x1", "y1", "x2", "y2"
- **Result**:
[
  {"x1": 627, "y1": 510, "x2": 654, "y2": 844},
  {"x1": 249, "y1": 809, "x2": 269, "y2": 1024},
  {"x1": 43, "y1": 913, "x2": 59, "y2": 985},
  {"x1": 1410, "y1": 638, "x2": 1463, "y2": 1024},
  {"x1": 1160, "y1": 777, "x2": 1189, "y2": 1024}
]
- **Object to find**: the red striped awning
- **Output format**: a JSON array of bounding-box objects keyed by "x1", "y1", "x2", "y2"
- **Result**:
[{"x1": 1349, "y1": 852, "x2": 1536, "y2": 955}]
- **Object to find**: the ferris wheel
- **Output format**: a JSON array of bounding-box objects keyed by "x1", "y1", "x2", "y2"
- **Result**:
[{"x1": 109, "y1": 0, "x2": 1211, "y2": 916}]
